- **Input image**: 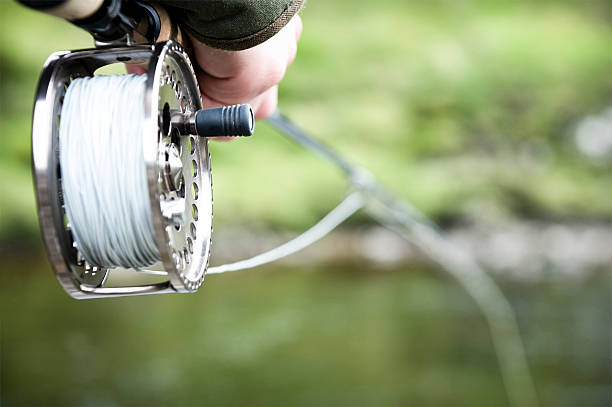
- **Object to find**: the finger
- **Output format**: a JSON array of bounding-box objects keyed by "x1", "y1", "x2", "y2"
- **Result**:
[
  {"x1": 190, "y1": 16, "x2": 299, "y2": 100},
  {"x1": 292, "y1": 14, "x2": 303, "y2": 42},
  {"x1": 200, "y1": 94, "x2": 224, "y2": 109},
  {"x1": 189, "y1": 17, "x2": 298, "y2": 80},
  {"x1": 252, "y1": 86, "x2": 278, "y2": 120},
  {"x1": 196, "y1": 62, "x2": 285, "y2": 106},
  {"x1": 201, "y1": 85, "x2": 277, "y2": 120},
  {"x1": 125, "y1": 64, "x2": 147, "y2": 75},
  {"x1": 189, "y1": 35, "x2": 258, "y2": 80}
]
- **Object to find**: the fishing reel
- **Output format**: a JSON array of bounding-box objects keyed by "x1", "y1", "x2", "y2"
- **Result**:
[{"x1": 30, "y1": 2, "x2": 253, "y2": 298}]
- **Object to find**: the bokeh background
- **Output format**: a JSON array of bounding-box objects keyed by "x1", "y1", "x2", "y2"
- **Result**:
[{"x1": 1, "y1": 0, "x2": 611, "y2": 405}]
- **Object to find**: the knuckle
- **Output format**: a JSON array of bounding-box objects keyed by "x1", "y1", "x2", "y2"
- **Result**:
[
  {"x1": 287, "y1": 42, "x2": 298, "y2": 65},
  {"x1": 255, "y1": 96, "x2": 278, "y2": 120},
  {"x1": 267, "y1": 62, "x2": 287, "y2": 88},
  {"x1": 293, "y1": 15, "x2": 303, "y2": 40}
]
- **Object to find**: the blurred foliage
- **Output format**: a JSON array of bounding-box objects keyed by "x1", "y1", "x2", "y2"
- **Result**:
[
  {"x1": 1, "y1": 2, "x2": 611, "y2": 406},
  {"x1": 1, "y1": 0, "x2": 612, "y2": 246},
  {"x1": 1, "y1": 253, "x2": 610, "y2": 406}
]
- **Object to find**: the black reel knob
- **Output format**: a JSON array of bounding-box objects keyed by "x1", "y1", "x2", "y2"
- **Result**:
[{"x1": 193, "y1": 104, "x2": 255, "y2": 138}]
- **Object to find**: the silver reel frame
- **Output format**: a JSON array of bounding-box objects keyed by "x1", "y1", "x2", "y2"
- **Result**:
[{"x1": 32, "y1": 41, "x2": 212, "y2": 298}]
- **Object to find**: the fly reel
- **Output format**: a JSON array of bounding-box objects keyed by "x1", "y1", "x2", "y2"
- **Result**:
[{"x1": 32, "y1": 40, "x2": 253, "y2": 298}]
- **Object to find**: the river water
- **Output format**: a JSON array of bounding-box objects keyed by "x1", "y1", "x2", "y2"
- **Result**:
[{"x1": 1, "y1": 250, "x2": 609, "y2": 406}]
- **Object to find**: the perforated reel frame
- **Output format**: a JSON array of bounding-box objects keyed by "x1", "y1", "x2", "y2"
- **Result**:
[{"x1": 32, "y1": 41, "x2": 212, "y2": 298}]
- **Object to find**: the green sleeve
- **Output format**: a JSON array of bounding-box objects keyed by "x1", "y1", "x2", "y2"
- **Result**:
[{"x1": 157, "y1": 0, "x2": 304, "y2": 51}]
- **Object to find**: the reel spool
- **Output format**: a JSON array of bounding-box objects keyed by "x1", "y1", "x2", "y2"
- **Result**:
[{"x1": 32, "y1": 41, "x2": 248, "y2": 298}]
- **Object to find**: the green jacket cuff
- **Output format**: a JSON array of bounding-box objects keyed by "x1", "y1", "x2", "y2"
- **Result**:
[{"x1": 158, "y1": 0, "x2": 305, "y2": 51}]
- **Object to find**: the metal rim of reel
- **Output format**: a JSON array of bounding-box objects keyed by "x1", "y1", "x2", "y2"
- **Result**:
[{"x1": 32, "y1": 41, "x2": 212, "y2": 298}]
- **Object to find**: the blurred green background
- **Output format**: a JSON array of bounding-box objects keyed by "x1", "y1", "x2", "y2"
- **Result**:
[{"x1": 1, "y1": 0, "x2": 611, "y2": 406}]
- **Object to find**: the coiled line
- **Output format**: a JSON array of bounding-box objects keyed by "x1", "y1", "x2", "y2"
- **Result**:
[{"x1": 59, "y1": 74, "x2": 160, "y2": 269}]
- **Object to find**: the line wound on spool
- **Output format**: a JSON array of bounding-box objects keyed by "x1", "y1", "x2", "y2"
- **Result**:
[{"x1": 59, "y1": 74, "x2": 160, "y2": 269}]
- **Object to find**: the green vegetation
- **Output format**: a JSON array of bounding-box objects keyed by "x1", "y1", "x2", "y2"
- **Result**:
[
  {"x1": 1, "y1": 253, "x2": 610, "y2": 406},
  {"x1": 1, "y1": 0, "x2": 611, "y2": 245},
  {"x1": 1, "y1": 2, "x2": 610, "y2": 405}
]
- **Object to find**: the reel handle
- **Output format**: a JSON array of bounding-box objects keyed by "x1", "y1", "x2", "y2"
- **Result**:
[
  {"x1": 193, "y1": 105, "x2": 255, "y2": 138},
  {"x1": 176, "y1": 104, "x2": 255, "y2": 138}
]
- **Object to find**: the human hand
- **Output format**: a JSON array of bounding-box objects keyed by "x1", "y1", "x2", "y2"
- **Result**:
[{"x1": 190, "y1": 15, "x2": 302, "y2": 120}]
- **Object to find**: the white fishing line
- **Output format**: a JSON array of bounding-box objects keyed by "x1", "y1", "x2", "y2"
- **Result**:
[
  {"x1": 59, "y1": 74, "x2": 160, "y2": 269},
  {"x1": 207, "y1": 192, "x2": 364, "y2": 274}
]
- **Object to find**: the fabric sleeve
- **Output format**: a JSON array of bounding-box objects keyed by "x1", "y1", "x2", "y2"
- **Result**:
[{"x1": 157, "y1": 0, "x2": 304, "y2": 51}]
